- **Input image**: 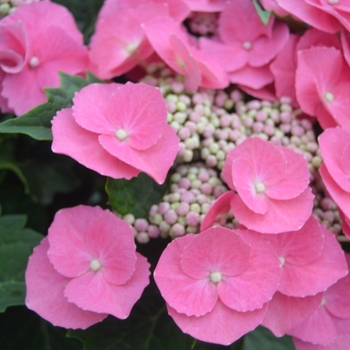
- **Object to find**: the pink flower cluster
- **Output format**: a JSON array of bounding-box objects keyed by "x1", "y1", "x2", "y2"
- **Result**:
[
  {"x1": 25, "y1": 205, "x2": 150, "y2": 329},
  {"x1": 14, "y1": 0, "x2": 350, "y2": 347}
]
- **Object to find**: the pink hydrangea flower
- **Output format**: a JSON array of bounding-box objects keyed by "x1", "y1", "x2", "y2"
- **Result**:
[
  {"x1": 289, "y1": 254, "x2": 350, "y2": 348},
  {"x1": 296, "y1": 46, "x2": 350, "y2": 130},
  {"x1": 142, "y1": 17, "x2": 229, "y2": 91},
  {"x1": 0, "y1": 1, "x2": 88, "y2": 115},
  {"x1": 318, "y1": 127, "x2": 350, "y2": 220},
  {"x1": 271, "y1": 28, "x2": 341, "y2": 107},
  {"x1": 51, "y1": 82, "x2": 179, "y2": 184},
  {"x1": 215, "y1": 136, "x2": 313, "y2": 233},
  {"x1": 154, "y1": 226, "x2": 281, "y2": 345},
  {"x1": 200, "y1": 0, "x2": 288, "y2": 91},
  {"x1": 263, "y1": 216, "x2": 348, "y2": 297},
  {"x1": 25, "y1": 205, "x2": 150, "y2": 328},
  {"x1": 89, "y1": 3, "x2": 169, "y2": 79}
]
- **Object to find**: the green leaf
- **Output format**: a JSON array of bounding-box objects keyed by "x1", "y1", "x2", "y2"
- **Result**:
[
  {"x1": 0, "y1": 214, "x2": 43, "y2": 312},
  {"x1": 106, "y1": 173, "x2": 169, "y2": 218},
  {"x1": 22, "y1": 158, "x2": 80, "y2": 205},
  {"x1": 252, "y1": 0, "x2": 271, "y2": 25},
  {"x1": 0, "y1": 103, "x2": 56, "y2": 140},
  {"x1": 0, "y1": 306, "x2": 83, "y2": 350},
  {"x1": 0, "y1": 71, "x2": 103, "y2": 141},
  {"x1": 0, "y1": 137, "x2": 29, "y2": 193},
  {"x1": 243, "y1": 326, "x2": 295, "y2": 350}
]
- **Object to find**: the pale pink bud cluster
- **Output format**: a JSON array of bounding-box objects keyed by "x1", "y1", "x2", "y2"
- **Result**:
[{"x1": 124, "y1": 163, "x2": 231, "y2": 243}]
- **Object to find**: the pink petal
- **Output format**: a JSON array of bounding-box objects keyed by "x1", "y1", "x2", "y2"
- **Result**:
[
  {"x1": 288, "y1": 305, "x2": 337, "y2": 346},
  {"x1": 278, "y1": 227, "x2": 348, "y2": 297},
  {"x1": 167, "y1": 299, "x2": 268, "y2": 346},
  {"x1": 84, "y1": 209, "x2": 137, "y2": 285},
  {"x1": 265, "y1": 216, "x2": 325, "y2": 266},
  {"x1": 25, "y1": 238, "x2": 107, "y2": 329},
  {"x1": 230, "y1": 188, "x2": 314, "y2": 234},
  {"x1": 324, "y1": 255, "x2": 350, "y2": 319},
  {"x1": 168, "y1": 34, "x2": 201, "y2": 91},
  {"x1": 200, "y1": 191, "x2": 234, "y2": 231},
  {"x1": 51, "y1": 108, "x2": 140, "y2": 179},
  {"x1": 0, "y1": 21, "x2": 27, "y2": 73},
  {"x1": 318, "y1": 127, "x2": 350, "y2": 192},
  {"x1": 1, "y1": 66, "x2": 45, "y2": 115},
  {"x1": 270, "y1": 34, "x2": 299, "y2": 107},
  {"x1": 219, "y1": 0, "x2": 273, "y2": 44},
  {"x1": 199, "y1": 37, "x2": 248, "y2": 72},
  {"x1": 231, "y1": 158, "x2": 269, "y2": 214},
  {"x1": 65, "y1": 252, "x2": 150, "y2": 319},
  {"x1": 228, "y1": 64, "x2": 274, "y2": 89},
  {"x1": 239, "y1": 83, "x2": 277, "y2": 102},
  {"x1": 191, "y1": 48, "x2": 229, "y2": 89},
  {"x1": 154, "y1": 235, "x2": 218, "y2": 317},
  {"x1": 320, "y1": 164, "x2": 350, "y2": 219},
  {"x1": 181, "y1": 227, "x2": 251, "y2": 279},
  {"x1": 99, "y1": 124, "x2": 179, "y2": 184},
  {"x1": 341, "y1": 30, "x2": 350, "y2": 67},
  {"x1": 262, "y1": 292, "x2": 323, "y2": 337},
  {"x1": 142, "y1": 18, "x2": 201, "y2": 91},
  {"x1": 183, "y1": 0, "x2": 226, "y2": 12},
  {"x1": 229, "y1": 137, "x2": 286, "y2": 188},
  {"x1": 249, "y1": 21, "x2": 289, "y2": 67},
  {"x1": 73, "y1": 82, "x2": 168, "y2": 151},
  {"x1": 217, "y1": 231, "x2": 281, "y2": 312},
  {"x1": 275, "y1": 0, "x2": 341, "y2": 33},
  {"x1": 47, "y1": 205, "x2": 105, "y2": 278},
  {"x1": 266, "y1": 146, "x2": 310, "y2": 200}
]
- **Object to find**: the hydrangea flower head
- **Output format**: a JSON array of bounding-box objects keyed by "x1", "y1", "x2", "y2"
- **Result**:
[
  {"x1": 221, "y1": 136, "x2": 313, "y2": 233},
  {"x1": 52, "y1": 82, "x2": 179, "y2": 184},
  {"x1": 25, "y1": 205, "x2": 150, "y2": 327},
  {"x1": 154, "y1": 226, "x2": 282, "y2": 344}
]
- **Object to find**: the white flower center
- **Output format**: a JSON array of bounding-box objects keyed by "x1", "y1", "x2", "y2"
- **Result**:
[
  {"x1": 126, "y1": 43, "x2": 137, "y2": 54},
  {"x1": 90, "y1": 258, "x2": 102, "y2": 271},
  {"x1": 242, "y1": 41, "x2": 252, "y2": 50},
  {"x1": 255, "y1": 182, "x2": 265, "y2": 194},
  {"x1": 29, "y1": 56, "x2": 40, "y2": 68},
  {"x1": 210, "y1": 271, "x2": 222, "y2": 283},
  {"x1": 279, "y1": 256, "x2": 286, "y2": 267},
  {"x1": 320, "y1": 297, "x2": 326, "y2": 306},
  {"x1": 324, "y1": 92, "x2": 334, "y2": 103},
  {"x1": 115, "y1": 129, "x2": 128, "y2": 141},
  {"x1": 327, "y1": 0, "x2": 339, "y2": 5}
]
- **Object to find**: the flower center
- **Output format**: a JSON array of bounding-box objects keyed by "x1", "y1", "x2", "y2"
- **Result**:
[
  {"x1": 324, "y1": 92, "x2": 334, "y2": 103},
  {"x1": 320, "y1": 297, "x2": 326, "y2": 306},
  {"x1": 327, "y1": 0, "x2": 339, "y2": 5},
  {"x1": 29, "y1": 56, "x2": 40, "y2": 68},
  {"x1": 115, "y1": 129, "x2": 128, "y2": 141},
  {"x1": 126, "y1": 43, "x2": 137, "y2": 54},
  {"x1": 90, "y1": 258, "x2": 102, "y2": 271},
  {"x1": 279, "y1": 256, "x2": 286, "y2": 267},
  {"x1": 210, "y1": 271, "x2": 222, "y2": 283},
  {"x1": 255, "y1": 182, "x2": 265, "y2": 194},
  {"x1": 242, "y1": 41, "x2": 252, "y2": 50}
]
